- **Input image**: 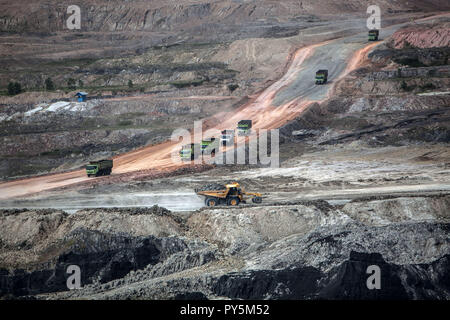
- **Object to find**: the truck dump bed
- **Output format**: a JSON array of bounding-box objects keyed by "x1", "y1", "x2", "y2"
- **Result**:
[
  {"x1": 89, "y1": 159, "x2": 113, "y2": 169},
  {"x1": 238, "y1": 120, "x2": 252, "y2": 128},
  {"x1": 86, "y1": 159, "x2": 113, "y2": 177}
]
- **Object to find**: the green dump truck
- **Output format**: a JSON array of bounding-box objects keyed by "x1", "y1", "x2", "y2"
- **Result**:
[
  {"x1": 368, "y1": 29, "x2": 379, "y2": 41},
  {"x1": 237, "y1": 120, "x2": 252, "y2": 136},
  {"x1": 180, "y1": 143, "x2": 201, "y2": 161},
  {"x1": 86, "y1": 159, "x2": 113, "y2": 177},
  {"x1": 315, "y1": 69, "x2": 328, "y2": 85},
  {"x1": 201, "y1": 137, "x2": 219, "y2": 155}
]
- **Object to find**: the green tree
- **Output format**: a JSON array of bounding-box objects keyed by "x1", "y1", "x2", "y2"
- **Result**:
[
  {"x1": 7, "y1": 82, "x2": 14, "y2": 95},
  {"x1": 7, "y1": 82, "x2": 22, "y2": 95},
  {"x1": 45, "y1": 77, "x2": 55, "y2": 91},
  {"x1": 14, "y1": 82, "x2": 22, "y2": 94},
  {"x1": 78, "y1": 79, "x2": 84, "y2": 88},
  {"x1": 228, "y1": 84, "x2": 239, "y2": 92},
  {"x1": 67, "y1": 78, "x2": 76, "y2": 90},
  {"x1": 128, "y1": 80, "x2": 133, "y2": 88}
]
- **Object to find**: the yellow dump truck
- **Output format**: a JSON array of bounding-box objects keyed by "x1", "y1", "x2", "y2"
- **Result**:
[{"x1": 195, "y1": 182, "x2": 262, "y2": 206}]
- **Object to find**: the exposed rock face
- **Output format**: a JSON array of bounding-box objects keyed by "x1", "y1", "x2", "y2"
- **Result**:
[
  {"x1": 51, "y1": 220, "x2": 449, "y2": 300},
  {"x1": 2, "y1": 0, "x2": 446, "y2": 33},
  {"x1": 342, "y1": 196, "x2": 450, "y2": 225},
  {"x1": 0, "y1": 231, "x2": 187, "y2": 296},
  {"x1": 0, "y1": 232, "x2": 216, "y2": 297},
  {"x1": 0, "y1": 206, "x2": 216, "y2": 297},
  {"x1": 370, "y1": 47, "x2": 450, "y2": 67},
  {"x1": 365, "y1": 66, "x2": 450, "y2": 81},
  {"x1": 388, "y1": 22, "x2": 450, "y2": 49},
  {"x1": 1, "y1": 195, "x2": 449, "y2": 300},
  {"x1": 213, "y1": 251, "x2": 450, "y2": 300}
]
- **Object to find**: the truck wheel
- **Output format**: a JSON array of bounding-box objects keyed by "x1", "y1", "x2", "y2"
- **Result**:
[
  {"x1": 227, "y1": 197, "x2": 240, "y2": 206},
  {"x1": 252, "y1": 196, "x2": 262, "y2": 204},
  {"x1": 205, "y1": 198, "x2": 218, "y2": 207}
]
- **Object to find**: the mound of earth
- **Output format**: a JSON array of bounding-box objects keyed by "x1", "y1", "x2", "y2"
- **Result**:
[
  {"x1": 1, "y1": 194, "x2": 449, "y2": 299},
  {"x1": 388, "y1": 21, "x2": 450, "y2": 49}
]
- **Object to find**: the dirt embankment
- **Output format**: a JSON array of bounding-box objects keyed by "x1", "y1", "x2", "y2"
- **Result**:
[
  {"x1": 1, "y1": 0, "x2": 445, "y2": 34},
  {"x1": 0, "y1": 194, "x2": 449, "y2": 299},
  {"x1": 388, "y1": 21, "x2": 450, "y2": 49}
]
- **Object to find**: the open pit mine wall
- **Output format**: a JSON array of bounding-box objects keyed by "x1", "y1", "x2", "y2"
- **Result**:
[
  {"x1": 1, "y1": 220, "x2": 449, "y2": 299},
  {"x1": 1, "y1": 0, "x2": 449, "y2": 33},
  {"x1": 1, "y1": 196, "x2": 449, "y2": 299}
]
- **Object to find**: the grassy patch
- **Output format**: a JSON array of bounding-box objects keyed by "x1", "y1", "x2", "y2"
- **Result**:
[
  {"x1": 41, "y1": 58, "x2": 97, "y2": 69},
  {"x1": 394, "y1": 57, "x2": 426, "y2": 67},
  {"x1": 400, "y1": 80, "x2": 415, "y2": 92},
  {"x1": 169, "y1": 79, "x2": 204, "y2": 88},
  {"x1": 116, "y1": 120, "x2": 134, "y2": 127},
  {"x1": 39, "y1": 147, "x2": 85, "y2": 157}
]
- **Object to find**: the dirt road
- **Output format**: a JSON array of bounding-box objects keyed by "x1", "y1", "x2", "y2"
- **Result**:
[
  {"x1": 1, "y1": 182, "x2": 448, "y2": 213},
  {"x1": 0, "y1": 15, "x2": 443, "y2": 200}
]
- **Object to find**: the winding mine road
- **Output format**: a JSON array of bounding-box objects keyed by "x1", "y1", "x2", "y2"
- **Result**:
[{"x1": 0, "y1": 14, "x2": 445, "y2": 200}]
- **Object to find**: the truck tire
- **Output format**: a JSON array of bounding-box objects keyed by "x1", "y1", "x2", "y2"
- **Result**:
[
  {"x1": 205, "y1": 197, "x2": 218, "y2": 207},
  {"x1": 252, "y1": 196, "x2": 262, "y2": 204},
  {"x1": 227, "y1": 197, "x2": 240, "y2": 206}
]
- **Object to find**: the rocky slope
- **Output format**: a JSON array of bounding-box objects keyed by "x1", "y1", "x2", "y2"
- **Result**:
[
  {"x1": 388, "y1": 21, "x2": 450, "y2": 49},
  {"x1": 0, "y1": 194, "x2": 449, "y2": 299},
  {"x1": 0, "y1": 2, "x2": 449, "y2": 301},
  {"x1": 2, "y1": 0, "x2": 447, "y2": 34},
  {"x1": 1, "y1": 4, "x2": 448, "y2": 181}
]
